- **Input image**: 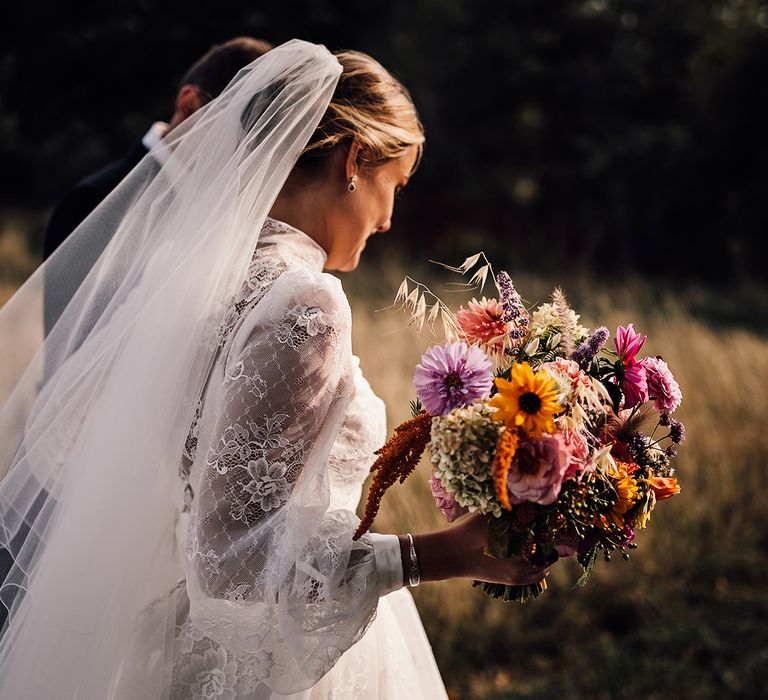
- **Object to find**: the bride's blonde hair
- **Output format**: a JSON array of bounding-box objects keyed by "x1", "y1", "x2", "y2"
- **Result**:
[{"x1": 291, "y1": 50, "x2": 425, "y2": 181}]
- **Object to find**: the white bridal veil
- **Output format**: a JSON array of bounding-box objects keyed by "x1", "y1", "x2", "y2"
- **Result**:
[{"x1": 0, "y1": 39, "x2": 350, "y2": 697}]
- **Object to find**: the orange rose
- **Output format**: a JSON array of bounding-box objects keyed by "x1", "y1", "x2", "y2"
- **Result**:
[{"x1": 649, "y1": 476, "x2": 680, "y2": 500}]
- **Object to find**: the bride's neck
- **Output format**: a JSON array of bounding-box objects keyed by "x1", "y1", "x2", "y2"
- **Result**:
[{"x1": 268, "y1": 189, "x2": 331, "y2": 256}]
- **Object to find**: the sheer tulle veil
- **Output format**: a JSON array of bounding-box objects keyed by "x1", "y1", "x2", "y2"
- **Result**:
[{"x1": 0, "y1": 39, "x2": 342, "y2": 697}]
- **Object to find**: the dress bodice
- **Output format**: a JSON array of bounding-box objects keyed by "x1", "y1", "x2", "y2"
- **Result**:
[{"x1": 178, "y1": 216, "x2": 386, "y2": 518}]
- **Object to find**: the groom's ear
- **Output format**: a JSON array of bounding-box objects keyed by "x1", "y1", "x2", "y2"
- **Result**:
[{"x1": 173, "y1": 84, "x2": 206, "y2": 121}]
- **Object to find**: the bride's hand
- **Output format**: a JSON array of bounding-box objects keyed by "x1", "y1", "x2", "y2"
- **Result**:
[{"x1": 400, "y1": 512, "x2": 551, "y2": 586}]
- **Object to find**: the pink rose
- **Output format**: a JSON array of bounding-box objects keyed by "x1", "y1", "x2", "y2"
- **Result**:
[
  {"x1": 562, "y1": 430, "x2": 594, "y2": 480},
  {"x1": 506, "y1": 434, "x2": 571, "y2": 506},
  {"x1": 429, "y1": 475, "x2": 468, "y2": 523},
  {"x1": 642, "y1": 356, "x2": 682, "y2": 413}
]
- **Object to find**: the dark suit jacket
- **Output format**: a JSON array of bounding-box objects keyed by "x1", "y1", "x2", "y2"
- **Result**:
[
  {"x1": 42, "y1": 140, "x2": 148, "y2": 261},
  {"x1": 41, "y1": 140, "x2": 156, "y2": 339}
]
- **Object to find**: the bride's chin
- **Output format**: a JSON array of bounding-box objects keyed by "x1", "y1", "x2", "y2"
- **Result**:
[{"x1": 339, "y1": 250, "x2": 363, "y2": 272}]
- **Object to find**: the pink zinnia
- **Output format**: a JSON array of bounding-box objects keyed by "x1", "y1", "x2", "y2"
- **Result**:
[
  {"x1": 643, "y1": 356, "x2": 682, "y2": 413},
  {"x1": 456, "y1": 297, "x2": 509, "y2": 354},
  {"x1": 615, "y1": 324, "x2": 647, "y2": 364},
  {"x1": 506, "y1": 434, "x2": 571, "y2": 505},
  {"x1": 429, "y1": 475, "x2": 468, "y2": 523}
]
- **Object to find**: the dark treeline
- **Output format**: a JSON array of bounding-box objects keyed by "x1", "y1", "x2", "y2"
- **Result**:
[{"x1": 2, "y1": 0, "x2": 766, "y2": 281}]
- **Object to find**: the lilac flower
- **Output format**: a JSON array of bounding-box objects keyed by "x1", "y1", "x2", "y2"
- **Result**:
[
  {"x1": 495, "y1": 271, "x2": 529, "y2": 343},
  {"x1": 413, "y1": 341, "x2": 494, "y2": 416},
  {"x1": 572, "y1": 326, "x2": 610, "y2": 365}
]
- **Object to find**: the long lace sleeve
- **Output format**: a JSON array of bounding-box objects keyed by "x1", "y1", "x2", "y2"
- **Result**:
[{"x1": 177, "y1": 268, "x2": 401, "y2": 696}]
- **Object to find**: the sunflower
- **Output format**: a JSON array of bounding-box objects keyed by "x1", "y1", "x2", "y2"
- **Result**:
[{"x1": 488, "y1": 362, "x2": 563, "y2": 437}]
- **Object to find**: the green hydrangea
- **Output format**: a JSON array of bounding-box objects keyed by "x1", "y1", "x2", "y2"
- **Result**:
[{"x1": 430, "y1": 405, "x2": 505, "y2": 517}]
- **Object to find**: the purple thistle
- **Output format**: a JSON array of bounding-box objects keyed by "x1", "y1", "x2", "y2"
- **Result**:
[
  {"x1": 572, "y1": 326, "x2": 610, "y2": 365},
  {"x1": 627, "y1": 433, "x2": 650, "y2": 463},
  {"x1": 413, "y1": 341, "x2": 494, "y2": 416},
  {"x1": 659, "y1": 412, "x2": 671, "y2": 427},
  {"x1": 669, "y1": 418, "x2": 686, "y2": 445},
  {"x1": 495, "y1": 271, "x2": 529, "y2": 345}
]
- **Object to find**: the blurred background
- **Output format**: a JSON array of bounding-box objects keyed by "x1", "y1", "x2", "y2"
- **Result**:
[{"x1": 2, "y1": 1, "x2": 767, "y2": 698}]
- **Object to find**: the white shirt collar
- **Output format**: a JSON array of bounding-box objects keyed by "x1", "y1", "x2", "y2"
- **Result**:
[{"x1": 141, "y1": 121, "x2": 170, "y2": 152}]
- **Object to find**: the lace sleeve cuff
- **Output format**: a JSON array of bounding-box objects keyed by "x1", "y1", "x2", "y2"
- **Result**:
[{"x1": 370, "y1": 532, "x2": 404, "y2": 597}]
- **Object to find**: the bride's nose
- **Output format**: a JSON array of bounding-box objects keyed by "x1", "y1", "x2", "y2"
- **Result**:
[{"x1": 375, "y1": 219, "x2": 391, "y2": 233}]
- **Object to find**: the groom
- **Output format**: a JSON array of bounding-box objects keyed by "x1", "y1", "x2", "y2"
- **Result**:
[
  {"x1": 0, "y1": 36, "x2": 273, "y2": 636},
  {"x1": 41, "y1": 36, "x2": 273, "y2": 340},
  {"x1": 42, "y1": 36, "x2": 273, "y2": 262}
]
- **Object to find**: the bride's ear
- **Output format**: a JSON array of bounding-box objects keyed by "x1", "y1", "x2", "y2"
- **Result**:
[{"x1": 344, "y1": 140, "x2": 364, "y2": 181}]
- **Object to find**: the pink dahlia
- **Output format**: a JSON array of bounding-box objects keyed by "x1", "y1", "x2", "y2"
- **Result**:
[
  {"x1": 456, "y1": 297, "x2": 509, "y2": 354},
  {"x1": 643, "y1": 356, "x2": 682, "y2": 413},
  {"x1": 615, "y1": 323, "x2": 647, "y2": 364},
  {"x1": 614, "y1": 324, "x2": 649, "y2": 409},
  {"x1": 622, "y1": 362, "x2": 649, "y2": 409},
  {"x1": 413, "y1": 341, "x2": 494, "y2": 416},
  {"x1": 429, "y1": 475, "x2": 469, "y2": 523},
  {"x1": 506, "y1": 433, "x2": 571, "y2": 506}
]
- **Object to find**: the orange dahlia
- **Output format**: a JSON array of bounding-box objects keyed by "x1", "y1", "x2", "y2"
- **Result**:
[{"x1": 456, "y1": 297, "x2": 509, "y2": 354}]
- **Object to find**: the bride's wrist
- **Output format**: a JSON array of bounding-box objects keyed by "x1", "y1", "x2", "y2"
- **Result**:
[{"x1": 399, "y1": 530, "x2": 458, "y2": 584}]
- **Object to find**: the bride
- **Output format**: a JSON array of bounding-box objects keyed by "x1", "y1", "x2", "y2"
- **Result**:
[{"x1": 0, "y1": 39, "x2": 548, "y2": 698}]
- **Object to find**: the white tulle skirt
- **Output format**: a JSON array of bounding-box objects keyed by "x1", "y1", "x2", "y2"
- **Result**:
[{"x1": 276, "y1": 587, "x2": 449, "y2": 700}]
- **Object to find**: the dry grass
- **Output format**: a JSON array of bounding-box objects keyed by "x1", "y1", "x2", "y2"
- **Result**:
[{"x1": 3, "y1": 222, "x2": 767, "y2": 699}]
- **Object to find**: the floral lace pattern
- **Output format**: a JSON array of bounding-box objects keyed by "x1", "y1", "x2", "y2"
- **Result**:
[
  {"x1": 170, "y1": 221, "x2": 388, "y2": 694},
  {"x1": 275, "y1": 304, "x2": 330, "y2": 349}
]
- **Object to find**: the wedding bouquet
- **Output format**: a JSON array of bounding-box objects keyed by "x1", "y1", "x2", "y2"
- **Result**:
[{"x1": 353, "y1": 254, "x2": 684, "y2": 602}]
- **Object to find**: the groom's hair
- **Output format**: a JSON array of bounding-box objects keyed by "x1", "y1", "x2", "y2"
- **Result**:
[{"x1": 180, "y1": 37, "x2": 274, "y2": 100}]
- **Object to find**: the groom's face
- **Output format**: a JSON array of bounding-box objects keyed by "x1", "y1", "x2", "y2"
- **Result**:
[{"x1": 325, "y1": 146, "x2": 418, "y2": 272}]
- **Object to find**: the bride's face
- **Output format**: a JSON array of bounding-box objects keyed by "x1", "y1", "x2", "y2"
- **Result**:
[{"x1": 324, "y1": 146, "x2": 418, "y2": 272}]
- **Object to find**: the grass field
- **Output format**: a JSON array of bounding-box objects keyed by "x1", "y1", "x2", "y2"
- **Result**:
[
  {"x1": 344, "y1": 254, "x2": 768, "y2": 700},
  {"x1": 2, "y1": 218, "x2": 766, "y2": 699}
]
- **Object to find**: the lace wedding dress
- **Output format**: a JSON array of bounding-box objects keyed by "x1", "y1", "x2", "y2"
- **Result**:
[{"x1": 162, "y1": 217, "x2": 449, "y2": 699}]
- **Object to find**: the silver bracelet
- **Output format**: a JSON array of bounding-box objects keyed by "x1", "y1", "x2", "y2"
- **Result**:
[{"x1": 406, "y1": 532, "x2": 420, "y2": 587}]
